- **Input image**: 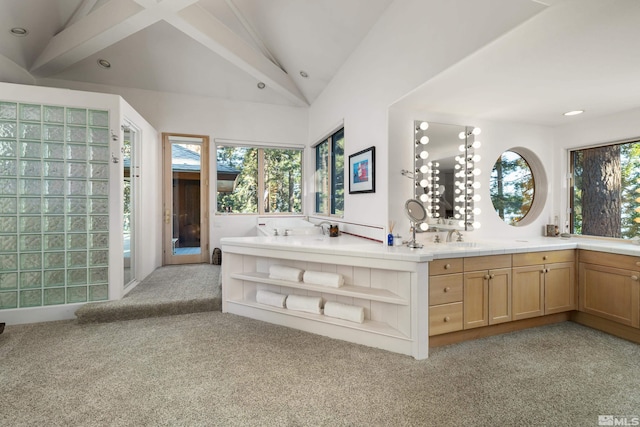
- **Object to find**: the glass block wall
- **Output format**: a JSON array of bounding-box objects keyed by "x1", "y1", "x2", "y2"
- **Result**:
[{"x1": 0, "y1": 102, "x2": 110, "y2": 310}]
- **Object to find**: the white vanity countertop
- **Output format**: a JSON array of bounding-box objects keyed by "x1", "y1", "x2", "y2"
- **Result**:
[
  {"x1": 424, "y1": 236, "x2": 640, "y2": 259},
  {"x1": 221, "y1": 235, "x2": 640, "y2": 262},
  {"x1": 220, "y1": 234, "x2": 434, "y2": 262}
]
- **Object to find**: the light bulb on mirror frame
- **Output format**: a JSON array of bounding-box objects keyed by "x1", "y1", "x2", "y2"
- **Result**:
[
  {"x1": 419, "y1": 151, "x2": 429, "y2": 159},
  {"x1": 420, "y1": 136, "x2": 429, "y2": 144},
  {"x1": 419, "y1": 121, "x2": 429, "y2": 131}
]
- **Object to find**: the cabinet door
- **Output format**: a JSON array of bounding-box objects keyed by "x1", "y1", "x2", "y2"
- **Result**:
[
  {"x1": 545, "y1": 261, "x2": 576, "y2": 314},
  {"x1": 463, "y1": 271, "x2": 488, "y2": 329},
  {"x1": 512, "y1": 265, "x2": 544, "y2": 320},
  {"x1": 488, "y1": 268, "x2": 512, "y2": 325},
  {"x1": 579, "y1": 263, "x2": 640, "y2": 327}
]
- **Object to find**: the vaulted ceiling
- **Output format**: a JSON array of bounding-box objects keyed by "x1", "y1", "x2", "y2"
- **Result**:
[
  {"x1": 2, "y1": 0, "x2": 640, "y2": 127},
  {"x1": 0, "y1": 0, "x2": 393, "y2": 107}
]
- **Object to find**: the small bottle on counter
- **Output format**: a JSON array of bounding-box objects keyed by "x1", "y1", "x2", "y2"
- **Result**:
[{"x1": 387, "y1": 233, "x2": 394, "y2": 246}]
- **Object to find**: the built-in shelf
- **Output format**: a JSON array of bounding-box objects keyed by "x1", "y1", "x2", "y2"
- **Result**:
[
  {"x1": 231, "y1": 272, "x2": 408, "y2": 305},
  {"x1": 227, "y1": 298, "x2": 411, "y2": 340}
]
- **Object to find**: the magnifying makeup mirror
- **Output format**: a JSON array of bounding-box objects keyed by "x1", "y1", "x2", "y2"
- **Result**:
[{"x1": 405, "y1": 199, "x2": 426, "y2": 249}]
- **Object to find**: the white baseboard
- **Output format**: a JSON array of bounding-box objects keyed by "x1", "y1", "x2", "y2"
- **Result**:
[{"x1": 1, "y1": 303, "x2": 85, "y2": 326}]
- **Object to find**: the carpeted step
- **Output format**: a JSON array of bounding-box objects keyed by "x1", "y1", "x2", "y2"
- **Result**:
[
  {"x1": 75, "y1": 297, "x2": 221, "y2": 324},
  {"x1": 75, "y1": 264, "x2": 223, "y2": 324}
]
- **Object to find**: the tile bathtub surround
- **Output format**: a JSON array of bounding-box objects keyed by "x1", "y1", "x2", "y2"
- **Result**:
[{"x1": 0, "y1": 101, "x2": 110, "y2": 310}]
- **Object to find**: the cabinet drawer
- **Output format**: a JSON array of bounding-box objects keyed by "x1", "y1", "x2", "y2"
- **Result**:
[
  {"x1": 464, "y1": 254, "x2": 511, "y2": 272},
  {"x1": 429, "y1": 302, "x2": 463, "y2": 336},
  {"x1": 579, "y1": 250, "x2": 640, "y2": 271},
  {"x1": 429, "y1": 274, "x2": 463, "y2": 305},
  {"x1": 512, "y1": 249, "x2": 575, "y2": 267},
  {"x1": 430, "y1": 258, "x2": 463, "y2": 275}
]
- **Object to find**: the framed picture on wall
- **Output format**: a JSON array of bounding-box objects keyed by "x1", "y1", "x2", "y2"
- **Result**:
[{"x1": 348, "y1": 146, "x2": 375, "y2": 194}]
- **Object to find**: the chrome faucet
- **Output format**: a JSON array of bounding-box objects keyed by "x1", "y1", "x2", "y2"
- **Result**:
[
  {"x1": 445, "y1": 229, "x2": 463, "y2": 243},
  {"x1": 315, "y1": 221, "x2": 332, "y2": 235},
  {"x1": 446, "y1": 229, "x2": 456, "y2": 243}
]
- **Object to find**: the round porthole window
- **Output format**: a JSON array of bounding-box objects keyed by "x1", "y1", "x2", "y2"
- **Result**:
[{"x1": 490, "y1": 150, "x2": 535, "y2": 225}]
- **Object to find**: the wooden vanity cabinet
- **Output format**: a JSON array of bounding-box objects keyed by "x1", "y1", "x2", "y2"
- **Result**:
[
  {"x1": 578, "y1": 250, "x2": 640, "y2": 327},
  {"x1": 463, "y1": 255, "x2": 512, "y2": 329},
  {"x1": 512, "y1": 250, "x2": 575, "y2": 320},
  {"x1": 428, "y1": 259, "x2": 463, "y2": 336}
]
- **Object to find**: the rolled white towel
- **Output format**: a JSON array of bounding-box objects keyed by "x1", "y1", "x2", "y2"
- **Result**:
[
  {"x1": 285, "y1": 294, "x2": 323, "y2": 314},
  {"x1": 323, "y1": 301, "x2": 365, "y2": 324},
  {"x1": 303, "y1": 271, "x2": 344, "y2": 288},
  {"x1": 256, "y1": 289, "x2": 287, "y2": 308},
  {"x1": 268, "y1": 265, "x2": 304, "y2": 282}
]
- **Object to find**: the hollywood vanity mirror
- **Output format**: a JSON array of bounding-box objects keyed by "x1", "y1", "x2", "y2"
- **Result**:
[{"x1": 407, "y1": 121, "x2": 482, "y2": 232}]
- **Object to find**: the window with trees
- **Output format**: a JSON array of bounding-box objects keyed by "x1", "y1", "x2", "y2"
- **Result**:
[
  {"x1": 216, "y1": 145, "x2": 302, "y2": 214},
  {"x1": 570, "y1": 140, "x2": 640, "y2": 239},
  {"x1": 315, "y1": 128, "x2": 344, "y2": 216},
  {"x1": 490, "y1": 150, "x2": 535, "y2": 225}
]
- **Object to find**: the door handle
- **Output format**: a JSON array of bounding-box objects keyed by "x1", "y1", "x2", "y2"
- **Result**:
[{"x1": 164, "y1": 209, "x2": 171, "y2": 224}]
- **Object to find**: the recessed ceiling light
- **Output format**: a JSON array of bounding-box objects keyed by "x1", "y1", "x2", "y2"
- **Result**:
[
  {"x1": 97, "y1": 59, "x2": 111, "y2": 69},
  {"x1": 563, "y1": 110, "x2": 584, "y2": 116},
  {"x1": 257, "y1": 82, "x2": 266, "y2": 89},
  {"x1": 299, "y1": 70, "x2": 309, "y2": 78},
  {"x1": 10, "y1": 27, "x2": 28, "y2": 37}
]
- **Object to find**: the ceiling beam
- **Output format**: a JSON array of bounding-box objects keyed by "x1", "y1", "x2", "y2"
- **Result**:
[
  {"x1": 224, "y1": 0, "x2": 284, "y2": 71},
  {"x1": 30, "y1": 0, "x2": 200, "y2": 77},
  {"x1": 62, "y1": 0, "x2": 100, "y2": 30},
  {"x1": 29, "y1": 0, "x2": 307, "y2": 106},
  {"x1": 172, "y1": 4, "x2": 308, "y2": 106}
]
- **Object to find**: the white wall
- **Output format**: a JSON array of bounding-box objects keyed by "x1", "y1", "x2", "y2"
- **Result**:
[
  {"x1": 307, "y1": 0, "x2": 545, "y2": 229},
  {"x1": 388, "y1": 102, "x2": 557, "y2": 242},
  {"x1": 38, "y1": 79, "x2": 309, "y2": 250}
]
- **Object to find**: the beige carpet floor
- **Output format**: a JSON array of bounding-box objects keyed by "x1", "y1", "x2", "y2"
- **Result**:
[
  {"x1": 1, "y1": 313, "x2": 639, "y2": 426},
  {"x1": 75, "y1": 264, "x2": 221, "y2": 323}
]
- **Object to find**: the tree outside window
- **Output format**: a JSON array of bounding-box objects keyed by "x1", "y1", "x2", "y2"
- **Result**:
[
  {"x1": 571, "y1": 141, "x2": 640, "y2": 239},
  {"x1": 216, "y1": 146, "x2": 302, "y2": 214},
  {"x1": 315, "y1": 128, "x2": 344, "y2": 216}
]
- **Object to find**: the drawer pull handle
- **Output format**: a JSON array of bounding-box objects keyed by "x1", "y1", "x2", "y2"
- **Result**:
[
  {"x1": 484, "y1": 274, "x2": 490, "y2": 280},
  {"x1": 489, "y1": 274, "x2": 495, "y2": 279},
  {"x1": 543, "y1": 255, "x2": 548, "y2": 260},
  {"x1": 444, "y1": 287, "x2": 450, "y2": 293},
  {"x1": 444, "y1": 264, "x2": 451, "y2": 270},
  {"x1": 632, "y1": 275, "x2": 639, "y2": 281},
  {"x1": 444, "y1": 316, "x2": 450, "y2": 322},
  {"x1": 636, "y1": 261, "x2": 640, "y2": 267}
]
